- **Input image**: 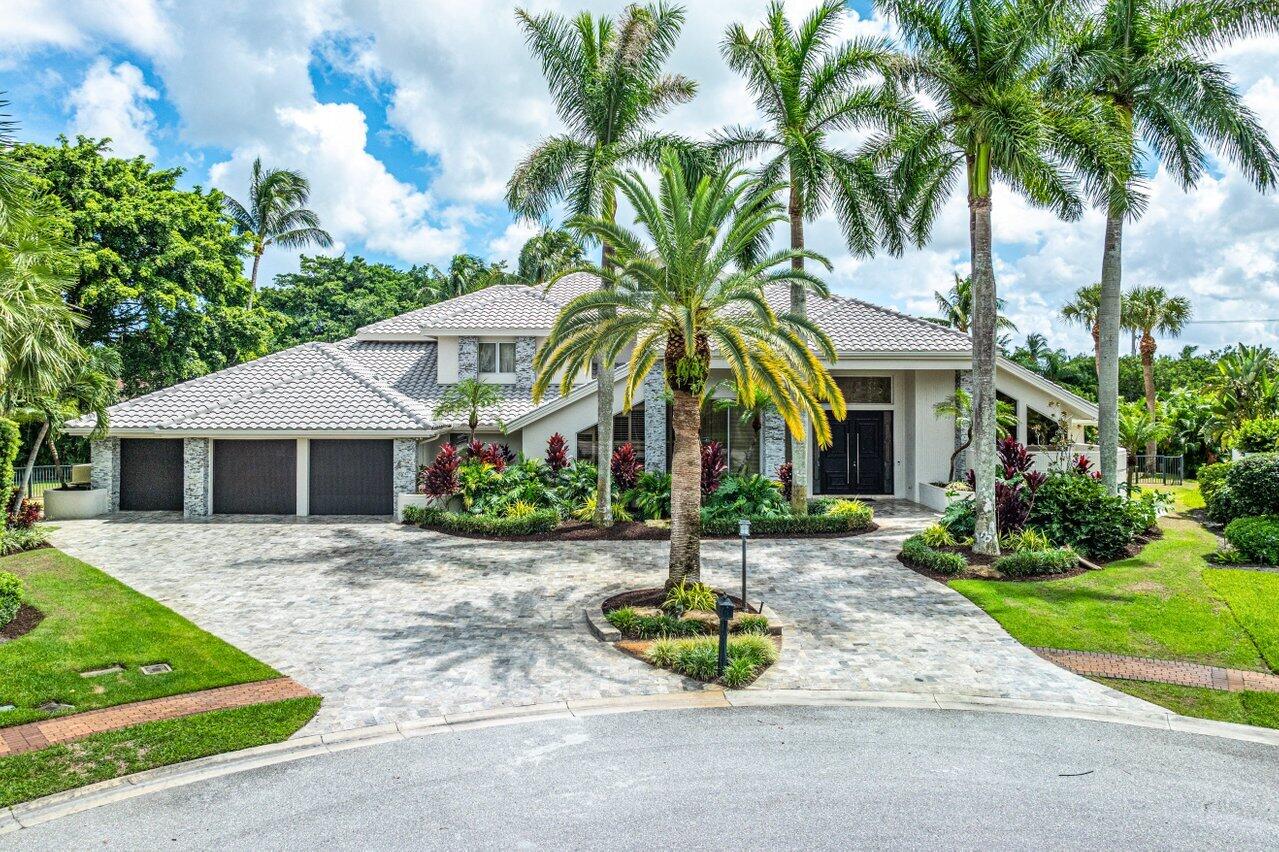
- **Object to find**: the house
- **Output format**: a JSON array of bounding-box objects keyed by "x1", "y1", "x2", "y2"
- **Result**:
[{"x1": 67, "y1": 273, "x2": 1103, "y2": 517}]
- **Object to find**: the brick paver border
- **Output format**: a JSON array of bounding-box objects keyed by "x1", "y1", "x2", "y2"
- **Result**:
[
  {"x1": 1033, "y1": 648, "x2": 1279, "y2": 694},
  {"x1": 0, "y1": 678, "x2": 313, "y2": 758}
]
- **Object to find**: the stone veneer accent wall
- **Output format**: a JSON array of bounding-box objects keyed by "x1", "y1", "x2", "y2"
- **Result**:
[
  {"x1": 393, "y1": 439, "x2": 419, "y2": 496},
  {"x1": 762, "y1": 410, "x2": 787, "y2": 480},
  {"x1": 514, "y1": 337, "x2": 537, "y2": 390},
  {"x1": 90, "y1": 437, "x2": 120, "y2": 512},
  {"x1": 642, "y1": 365, "x2": 667, "y2": 472},
  {"x1": 458, "y1": 336, "x2": 479, "y2": 380},
  {"x1": 183, "y1": 437, "x2": 211, "y2": 517}
]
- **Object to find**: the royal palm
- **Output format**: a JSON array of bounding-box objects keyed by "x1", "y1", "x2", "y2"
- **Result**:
[
  {"x1": 718, "y1": 0, "x2": 908, "y2": 512},
  {"x1": 1054, "y1": 0, "x2": 1279, "y2": 492},
  {"x1": 507, "y1": 2, "x2": 703, "y2": 526},
  {"x1": 534, "y1": 152, "x2": 844, "y2": 585}
]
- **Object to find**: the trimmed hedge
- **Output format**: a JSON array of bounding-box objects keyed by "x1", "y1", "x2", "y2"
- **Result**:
[
  {"x1": 401, "y1": 505, "x2": 559, "y2": 536},
  {"x1": 701, "y1": 505, "x2": 873, "y2": 536},
  {"x1": 901, "y1": 534, "x2": 967, "y2": 576},
  {"x1": 1223, "y1": 516, "x2": 1279, "y2": 565},
  {"x1": 1197, "y1": 462, "x2": 1232, "y2": 510},
  {"x1": 0, "y1": 418, "x2": 18, "y2": 531},
  {"x1": 0, "y1": 571, "x2": 22, "y2": 628},
  {"x1": 993, "y1": 547, "x2": 1079, "y2": 578}
]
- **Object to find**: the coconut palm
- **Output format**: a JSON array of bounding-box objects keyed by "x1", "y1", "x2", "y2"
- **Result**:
[
  {"x1": 1053, "y1": 0, "x2": 1279, "y2": 493},
  {"x1": 932, "y1": 274, "x2": 1018, "y2": 333},
  {"x1": 507, "y1": 2, "x2": 705, "y2": 527},
  {"x1": 223, "y1": 158, "x2": 333, "y2": 306},
  {"x1": 717, "y1": 0, "x2": 910, "y2": 513},
  {"x1": 1124, "y1": 285, "x2": 1191, "y2": 461},
  {"x1": 880, "y1": 0, "x2": 1129, "y2": 555},
  {"x1": 533, "y1": 151, "x2": 844, "y2": 585},
  {"x1": 517, "y1": 229, "x2": 585, "y2": 285},
  {"x1": 435, "y1": 378, "x2": 504, "y2": 444},
  {"x1": 1059, "y1": 283, "x2": 1113, "y2": 375}
]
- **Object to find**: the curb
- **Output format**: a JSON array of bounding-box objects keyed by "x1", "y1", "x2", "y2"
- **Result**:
[{"x1": 4, "y1": 688, "x2": 1278, "y2": 833}]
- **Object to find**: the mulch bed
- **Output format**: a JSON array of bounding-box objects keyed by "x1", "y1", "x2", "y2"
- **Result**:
[
  {"x1": 421, "y1": 520, "x2": 878, "y2": 543},
  {"x1": 602, "y1": 587, "x2": 758, "y2": 614},
  {"x1": 0, "y1": 604, "x2": 44, "y2": 642}
]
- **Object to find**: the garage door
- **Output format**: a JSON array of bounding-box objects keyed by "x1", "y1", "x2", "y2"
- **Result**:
[
  {"x1": 308, "y1": 439, "x2": 393, "y2": 515},
  {"x1": 119, "y1": 439, "x2": 184, "y2": 511},
  {"x1": 212, "y1": 440, "x2": 296, "y2": 514}
]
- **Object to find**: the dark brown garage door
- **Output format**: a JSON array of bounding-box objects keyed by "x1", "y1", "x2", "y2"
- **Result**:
[
  {"x1": 212, "y1": 440, "x2": 296, "y2": 514},
  {"x1": 308, "y1": 439, "x2": 393, "y2": 515},
  {"x1": 119, "y1": 439, "x2": 184, "y2": 511}
]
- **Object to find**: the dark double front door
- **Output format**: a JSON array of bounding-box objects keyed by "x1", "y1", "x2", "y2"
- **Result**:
[{"x1": 818, "y1": 411, "x2": 892, "y2": 495}]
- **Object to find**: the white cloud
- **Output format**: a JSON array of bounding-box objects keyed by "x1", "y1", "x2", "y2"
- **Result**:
[
  {"x1": 488, "y1": 219, "x2": 541, "y2": 266},
  {"x1": 0, "y1": 0, "x2": 170, "y2": 62},
  {"x1": 66, "y1": 59, "x2": 159, "y2": 158}
]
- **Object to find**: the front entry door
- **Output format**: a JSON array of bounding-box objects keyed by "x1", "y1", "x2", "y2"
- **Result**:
[{"x1": 818, "y1": 411, "x2": 892, "y2": 495}]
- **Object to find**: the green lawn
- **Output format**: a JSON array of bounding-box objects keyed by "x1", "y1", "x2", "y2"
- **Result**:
[
  {"x1": 0, "y1": 697, "x2": 320, "y2": 808},
  {"x1": 951, "y1": 482, "x2": 1279, "y2": 730},
  {"x1": 0, "y1": 547, "x2": 281, "y2": 727}
]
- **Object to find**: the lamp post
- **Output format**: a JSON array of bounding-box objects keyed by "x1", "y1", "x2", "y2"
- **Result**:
[
  {"x1": 716, "y1": 593, "x2": 735, "y2": 677},
  {"x1": 738, "y1": 517, "x2": 751, "y2": 609}
]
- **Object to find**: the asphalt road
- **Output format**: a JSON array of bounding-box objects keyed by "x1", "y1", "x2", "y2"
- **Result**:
[{"x1": 11, "y1": 706, "x2": 1279, "y2": 850}]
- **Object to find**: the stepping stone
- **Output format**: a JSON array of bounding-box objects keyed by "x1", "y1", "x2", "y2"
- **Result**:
[
  {"x1": 140, "y1": 663, "x2": 172, "y2": 675},
  {"x1": 38, "y1": 702, "x2": 74, "y2": 713},
  {"x1": 80, "y1": 664, "x2": 124, "y2": 678}
]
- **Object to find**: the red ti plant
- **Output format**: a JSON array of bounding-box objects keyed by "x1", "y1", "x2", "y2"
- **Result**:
[
  {"x1": 545, "y1": 433, "x2": 569, "y2": 472},
  {"x1": 777, "y1": 462, "x2": 793, "y2": 501},
  {"x1": 419, "y1": 444, "x2": 461, "y2": 498},
  {"x1": 611, "y1": 442, "x2": 642, "y2": 491},
  {"x1": 465, "y1": 439, "x2": 508, "y2": 472},
  {"x1": 967, "y1": 438, "x2": 1045, "y2": 537},
  {"x1": 701, "y1": 440, "x2": 727, "y2": 497}
]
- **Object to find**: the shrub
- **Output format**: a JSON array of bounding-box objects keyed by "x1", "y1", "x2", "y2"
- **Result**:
[
  {"x1": 729, "y1": 633, "x2": 779, "y2": 667},
  {"x1": 648, "y1": 639, "x2": 681, "y2": 668},
  {"x1": 1000, "y1": 527, "x2": 1051, "y2": 554},
  {"x1": 825, "y1": 499, "x2": 872, "y2": 523},
  {"x1": 901, "y1": 534, "x2": 967, "y2": 575},
  {"x1": 704, "y1": 474, "x2": 786, "y2": 520},
  {"x1": 964, "y1": 437, "x2": 1047, "y2": 536},
  {"x1": 6, "y1": 491, "x2": 41, "y2": 530},
  {"x1": 994, "y1": 547, "x2": 1079, "y2": 578},
  {"x1": 504, "y1": 500, "x2": 539, "y2": 519},
  {"x1": 939, "y1": 497, "x2": 976, "y2": 538},
  {"x1": 610, "y1": 442, "x2": 642, "y2": 491},
  {"x1": 0, "y1": 571, "x2": 22, "y2": 627},
  {"x1": 662, "y1": 579, "x2": 717, "y2": 613},
  {"x1": 920, "y1": 523, "x2": 957, "y2": 548},
  {"x1": 464, "y1": 440, "x2": 509, "y2": 472},
  {"x1": 720, "y1": 657, "x2": 757, "y2": 688},
  {"x1": 700, "y1": 509, "x2": 872, "y2": 536},
  {"x1": 645, "y1": 634, "x2": 778, "y2": 684},
  {"x1": 407, "y1": 507, "x2": 558, "y2": 536},
  {"x1": 734, "y1": 614, "x2": 769, "y2": 635},
  {"x1": 1197, "y1": 462, "x2": 1233, "y2": 508},
  {"x1": 605, "y1": 607, "x2": 640, "y2": 635},
  {"x1": 701, "y1": 440, "x2": 727, "y2": 497},
  {"x1": 1233, "y1": 418, "x2": 1279, "y2": 454},
  {"x1": 0, "y1": 525, "x2": 48, "y2": 556},
  {"x1": 1224, "y1": 516, "x2": 1279, "y2": 565},
  {"x1": 556, "y1": 461, "x2": 598, "y2": 506},
  {"x1": 1026, "y1": 472, "x2": 1134, "y2": 561},
  {"x1": 418, "y1": 443, "x2": 461, "y2": 498},
  {"x1": 777, "y1": 462, "x2": 793, "y2": 501},
  {"x1": 625, "y1": 471, "x2": 671, "y2": 520},
  {"x1": 0, "y1": 418, "x2": 17, "y2": 531},
  {"x1": 1211, "y1": 453, "x2": 1279, "y2": 524},
  {"x1": 545, "y1": 432, "x2": 569, "y2": 472}
]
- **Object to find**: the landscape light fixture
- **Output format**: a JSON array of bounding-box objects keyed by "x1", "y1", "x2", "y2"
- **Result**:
[
  {"x1": 716, "y1": 593, "x2": 735, "y2": 676},
  {"x1": 738, "y1": 517, "x2": 750, "y2": 608}
]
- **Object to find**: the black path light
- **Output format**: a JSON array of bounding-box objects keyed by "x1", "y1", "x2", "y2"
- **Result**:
[
  {"x1": 716, "y1": 593, "x2": 735, "y2": 677},
  {"x1": 738, "y1": 517, "x2": 751, "y2": 609}
]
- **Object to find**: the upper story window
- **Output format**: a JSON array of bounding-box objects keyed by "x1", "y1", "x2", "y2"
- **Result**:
[
  {"x1": 838, "y1": 376, "x2": 892, "y2": 405},
  {"x1": 478, "y1": 341, "x2": 516, "y2": 374}
]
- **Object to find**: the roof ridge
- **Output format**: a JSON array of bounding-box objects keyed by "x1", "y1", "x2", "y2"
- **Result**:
[
  {"x1": 157, "y1": 346, "x2": 335, "y2": 429},
  {"x1": 834, "y1": 292, "x2": 972, "y2": 340},
  {"x1": 316, "y1": 344, "x2": 438, "y2": 429}
]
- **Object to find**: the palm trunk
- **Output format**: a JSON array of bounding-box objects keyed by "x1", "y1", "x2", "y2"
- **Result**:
[
  {"x1": 1097, "y1": 211, "x2": 1123, "y2": 494},
  {"x1": 667, "y1": 387, "x2": 702, "y2": 587},
  {"x1": 248, "y1": 248, "x2": 262, "y2": 310},
  {"x1": 787, "y1": 181, "x2": 810, "y2": 515},
  {"x1": 593, "y1": 238, "x2": 615, "y2": 527},
  {"x1": 11, "y1": 421, "x2": 49, "y2": 514},
  {"x1": 1141, "y1": 332, "x2": 1158, "y2": 469},
  {"x1": 968, "y1": 146, "x2": 999, "y2": 556},
  {"x1": 47, "y1": 430, "x2": 63, "y2": 486}
]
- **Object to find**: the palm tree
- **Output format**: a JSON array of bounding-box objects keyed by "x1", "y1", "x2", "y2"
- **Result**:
[
  {"x1": 1060, "y1": 283, "x2": 1106, "y2": 375},
  {"x1": 881, "y1": 0, "x2": 1128, "y2": 555},
  {"x1": 533, "y1": 151, "x2": 844, "y2": 585},
  {"x1": 1053, "y1": 0, "x2": 1279, "y2": 494},
  {"x1": 717, "y1": 0, "x2": 909, "y2": 514},
  {"x1": 223, "y1": 158, "x2": 333, "y2": 306},
  {"x1": 517, "y1": 229, "x2": 584, "y2": 285},
  {"x1": 434, "y1": 378, "x2": 504, "y2": 444},
  {"x1": 1124, "y1": 285, "x2": 1191, "y2": 461},
  {"x1": 419, "y1": 254, "x2": 511, "y2": 303},
  {"x1": 933, "y1": 388, "x2": 1019, "y2": 481},
  {"x1": 507, "y1": 2, "x2": 704, "y2": 527},
  {"x1": 932, "y1": 274, "x2": 1018, "y2": 333},
  {"x1": 1118, "y1": 399, "x2": 1168, "y2": 463}
]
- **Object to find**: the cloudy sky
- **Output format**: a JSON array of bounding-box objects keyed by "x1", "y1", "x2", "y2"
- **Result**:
[{"x1": 3, "y1": 0, "x2": 1278, "y2": 354}]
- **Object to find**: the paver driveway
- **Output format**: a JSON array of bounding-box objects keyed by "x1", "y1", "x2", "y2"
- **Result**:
[{"x1": 50, "y1": 504, "x2": 1148, "y2": 733}]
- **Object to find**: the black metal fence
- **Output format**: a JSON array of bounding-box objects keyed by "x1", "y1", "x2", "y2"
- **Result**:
[
  {"x1": 10, "y1": 465, "x2": 75, "y2": 500},
  {"x1": 1128, "y1": 454, "x2": 1185, "y2": 486}
]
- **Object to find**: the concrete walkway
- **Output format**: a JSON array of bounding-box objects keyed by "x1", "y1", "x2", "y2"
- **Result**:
[{"x1": 48, "y1": 502, "x2": 1148, "y2": 734}]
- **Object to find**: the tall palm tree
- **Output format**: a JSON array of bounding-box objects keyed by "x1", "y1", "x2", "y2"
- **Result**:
[
  {"x1": 1060, "y1": 282, "x2": 1107, "y2": 375},
  {"x1": 932, "y1": 274, "x2": 1018, "y2": 333},
  {"x1": 517, "y1": 228, "x2": 585, "y2": 285},
  {"x1": 1124, "y1": 285, "x2": 1190, "y2": 460},
  {"x1": 717, "y1": 0, "x2": 909, "y2": 513},
  {"x1": 223, "y1": 158, "x2": 333, "y2": 307},
  {"x1": 1053, "y1": 0, "x2": 1279, "y2": 493},
  {"x1": 533, "y1": 151, "x2": 844, "y2": 585},
  {"x1": 507, "y1": 2, "x2": 704, "y2": 528},
  {"x1": 435, "y1": 377, "x2": 504, "y2": 444},
  {"x1": 881, "y1": 0, "x2": 1128, "y2": 555}
]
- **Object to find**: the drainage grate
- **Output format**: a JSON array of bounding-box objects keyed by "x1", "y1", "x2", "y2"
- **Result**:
[
  {"x1": 140, "y1": 663, "x2": 173, "y2": 675},
  {"x1": 80, "y1": 665, "x2": 124, "y2": 678}
]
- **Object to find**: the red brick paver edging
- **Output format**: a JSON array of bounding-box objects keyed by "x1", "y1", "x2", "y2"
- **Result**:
[
  {"x1": 0, "y1": 677, "x2": 313, "y2": 757},
  {"x1": 1033, "y1": 648, "x2": 1279, "y2": 694}
]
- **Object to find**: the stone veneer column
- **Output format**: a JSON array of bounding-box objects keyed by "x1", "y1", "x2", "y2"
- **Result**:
[
  {"x1": 514, "y1": 337, "x2": 537, "y2": 390},
  {"x1": 642, "y1": 365, "x2": 667, "y2": 473},
  {"x1": 762, "y1": 410, "x2": 787, "y2": 479},
  {"x1": 393, "y1": 439, "x2": 419, "y2": 496},
  {"x1": 183, "y1": 438, "x2": 211, "y2": 517},
  {"x1": 90, "y1": 437, "x2": 120, "y2": 512},
  {"x1": 458, "y1": 337, "x2": 479, "y2": 380}
]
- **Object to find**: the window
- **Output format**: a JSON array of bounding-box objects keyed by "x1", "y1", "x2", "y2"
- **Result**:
[
  {"x1": 699, "y1": 401, "x2": 760, "y2": 474},
  {"x1": 577, "y1": 405, "x2": 646, "y2": 463},
  {"x1": 837, "y1": 376, "x2": 892, "y2": 404},
  {"x1": 478, "y1": 341, "x2": 516, "y2": 374}
]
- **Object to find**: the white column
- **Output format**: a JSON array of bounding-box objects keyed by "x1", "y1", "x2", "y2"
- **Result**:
[
  {"x1": 296, "y1": 438, "x2": 309, "y2": 516},
  {"x1": 1016, "y1": 400, "x2": 1028, "y2": 446}
]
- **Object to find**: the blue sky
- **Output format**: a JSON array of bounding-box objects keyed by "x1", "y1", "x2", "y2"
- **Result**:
[{"x1": 3, "y1": 0, "x2": 1278, "y2": 354}]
